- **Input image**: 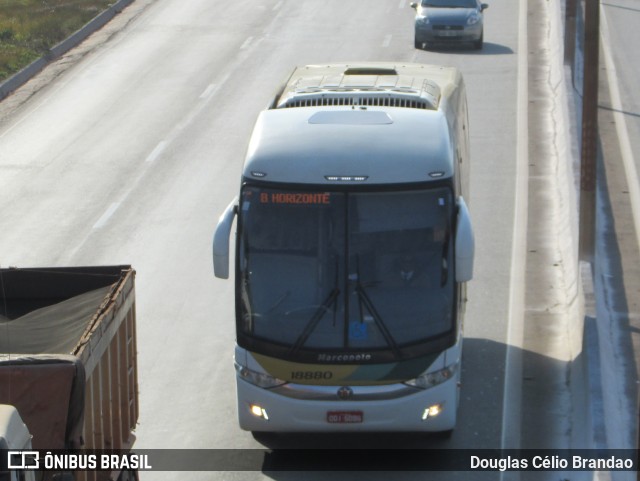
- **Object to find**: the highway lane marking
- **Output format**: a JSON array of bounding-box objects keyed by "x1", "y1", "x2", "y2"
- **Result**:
[
  {"x1": 240, "y1": 37, "x2": 254, "y2": 50},
  {"x1": 600, "y1": 5, "x2": 640, "y2": 256},
  {"x1": 93, "y1": 202, "x2": 121, "y2": 229},
  {"x1": 88, "y1": 72, "x2": 232, "y2": 232},
  {"x1": 398, "y1": 0, "x2": 407, "y2": 8},
  {"x1": 199, "y1": 83, "x2": 217, "y2": 100},
  {"x1": 500, "y1": 0, "x2": 528, "y2": 468},
  {"x1": 145, "y1": 140, "x2": 167, "y2": 163},
  {"x1": 74, "y1": 15, "x2": 268, "y2": 243},
  {"x1": 382, "y1": 34, "x2": 392, "y2": 48},
  {"x1": 273, "y1": 1, "x2": 283, "y2": 11}
]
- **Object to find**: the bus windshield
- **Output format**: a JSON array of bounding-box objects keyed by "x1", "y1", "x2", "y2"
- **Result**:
[{"x1": 237, "y1": 186, "x2": 455, "y2": 360}]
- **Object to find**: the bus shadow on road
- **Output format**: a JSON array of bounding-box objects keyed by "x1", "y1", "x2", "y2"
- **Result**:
[
  {"x1": 252, "y1": 429, "x2": 451, "y2": 449},
  {"x1": 246, "y1": 336, "x2": 604, "y2": 476}
]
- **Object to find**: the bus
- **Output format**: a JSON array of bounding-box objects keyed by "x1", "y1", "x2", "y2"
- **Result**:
[{"x1": 213, "y1": 63, "x2": 474, "y2": 434}]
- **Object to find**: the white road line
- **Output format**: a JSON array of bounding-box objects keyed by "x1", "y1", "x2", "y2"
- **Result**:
[
  {"x1": 500, "y1": 0, "x2": 528, "y2": 470},
  {"x1": 240, "y1": 37, "x2": 254, "y2": 50},
  {"x1": 273, "y1": 1, "x2": 283, "y2": 11},
  {"x1": 145, "y1": 140, "x2": 167, "y2": 163},
  {"x1": 199, "y1": 83, "x2": 216, "y2": 99},
  {"x1": 93, "y1": 202, "x2": 120, "y2": 229},
  {"x1": 600, "y1": 5, "x2": 640, "y2": 256},
  {"x1": 382, "y1": 34, "x2": 392, "y2": 48},
  {"x1": 65, "y1": 27, "x2": 257, "y2": 260},
  {"x1": 398, "y1": 0, "x2": 406, "y2": 8}
]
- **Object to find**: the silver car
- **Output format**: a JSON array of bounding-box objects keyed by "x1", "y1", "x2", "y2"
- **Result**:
[{"x1": 410, "y1": 0, "x2": 489, "y2": 50}]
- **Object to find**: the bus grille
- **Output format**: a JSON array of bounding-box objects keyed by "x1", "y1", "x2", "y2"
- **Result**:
[{"x1": 281, "y1": 96, "x2": 431, "y2": 110}]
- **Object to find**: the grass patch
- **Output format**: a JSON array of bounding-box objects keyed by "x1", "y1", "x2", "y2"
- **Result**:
[{"x1": 0, "y1": 0, "x2": 114, "y2": 81}]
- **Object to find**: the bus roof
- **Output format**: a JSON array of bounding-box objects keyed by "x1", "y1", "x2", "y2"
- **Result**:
[
  {"x1": 243, "y1": 63, "x2": 463, "y2": 186},
  {"x1": 244, "y1": 107, "x2": 453, "y2": 185},
  {"x1": 275, "y1": 63, "x2": 461, "y2": 110}
]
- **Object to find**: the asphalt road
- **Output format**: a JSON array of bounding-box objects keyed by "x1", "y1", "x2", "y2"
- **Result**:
[
  {"x1": 0, "y1": 0, "x2": 579, "y2": 479},
  {"x1": 591, "y1": 0, "x2": 640, "y2": 453},
  {"x1": 601, "y1": 0, "x2": 640, "y2": 191}
]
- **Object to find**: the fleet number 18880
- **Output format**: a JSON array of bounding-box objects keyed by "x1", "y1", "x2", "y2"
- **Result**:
[{"x1": 290, "y1": 371, "x2": 333, "y2": 381}]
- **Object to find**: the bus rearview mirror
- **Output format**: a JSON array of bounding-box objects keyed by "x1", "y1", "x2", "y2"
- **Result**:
[
  {"x1": 455, "y1": 197, "x2": 474, "y2": 282},
  {"x1": 213, "y1": 197, "x2": 238, "y2": 279}
]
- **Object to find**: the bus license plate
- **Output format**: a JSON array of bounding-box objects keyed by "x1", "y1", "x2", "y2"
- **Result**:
[{"x1": 327, "y1": 411, "x2": 363, "y2": 423}]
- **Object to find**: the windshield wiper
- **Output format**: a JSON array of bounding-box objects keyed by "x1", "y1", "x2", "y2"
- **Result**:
[
  {"x1": 354, "y1": 284, "x2": 402, "y2": 359},
  {"x1": 290, "y1": 287, "x2": 340, "y2": 355},
  {"x1": 353, "y1": 257, "x2": 402, "y2": 359}
]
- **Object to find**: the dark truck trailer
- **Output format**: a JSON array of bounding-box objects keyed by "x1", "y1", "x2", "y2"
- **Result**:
[{"x1": 0, "y1": 266, "x2": 138, "y2": 481}]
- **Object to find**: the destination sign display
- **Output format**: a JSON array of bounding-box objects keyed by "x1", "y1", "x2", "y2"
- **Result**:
[{"x1": 259, "y1": 192, "x2": 331, "y2": 205}]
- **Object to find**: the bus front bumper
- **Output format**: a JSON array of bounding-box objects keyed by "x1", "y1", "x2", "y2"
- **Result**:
[{"x1": 236, "y1": 376, "x2": 459, "y2": 433}]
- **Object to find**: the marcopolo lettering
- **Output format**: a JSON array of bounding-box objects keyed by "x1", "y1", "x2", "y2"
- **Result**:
[{"x1": 317, "y1": 353, "x2": 372, "y2": 362}]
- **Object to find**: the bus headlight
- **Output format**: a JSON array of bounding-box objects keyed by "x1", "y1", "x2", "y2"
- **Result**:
[
  {"x1": 422, "y1": 403, "x2": 444, "y2": 420},
  {"x1": 249, "y1": 404, "x2": 270, "y2": 420},
  {"x1": 404, "y1": 362, "x2": 458, "y2": 389},
  {"x1": 235, "y1": 362, "x2": 286, "y2": 388}
]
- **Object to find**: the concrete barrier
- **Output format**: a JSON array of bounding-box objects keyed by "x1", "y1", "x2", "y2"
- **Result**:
[{"x1": 0, "y1": 0, "x2": 134, "y2": 101}]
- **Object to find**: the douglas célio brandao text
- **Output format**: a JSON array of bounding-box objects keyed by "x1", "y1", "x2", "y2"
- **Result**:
[{"x1": 470, "y1": 455, "x2": 635, "y2": 471}]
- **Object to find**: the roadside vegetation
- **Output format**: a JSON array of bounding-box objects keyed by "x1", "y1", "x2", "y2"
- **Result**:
[{"x1": 0, "y1": 0, "x2": 114, "y2": 81}]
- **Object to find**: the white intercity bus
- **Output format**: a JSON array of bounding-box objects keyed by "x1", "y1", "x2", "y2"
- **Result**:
[{"x1": 213, "y1": 63, "x2": 474, "y2": 435}]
